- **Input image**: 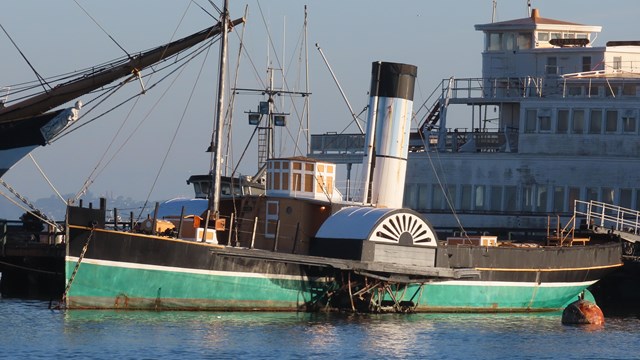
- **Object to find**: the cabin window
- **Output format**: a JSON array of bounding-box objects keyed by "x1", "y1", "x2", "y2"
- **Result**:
[
  {"x1": 623, "y1": 84, "x2": 637, "y2": 96},
  {"x1": 304, "y1": 174, "x2": 314, "y2": 192},
  {"x1": 537, "y1": 32, "x2": 550, "y2": 42},
  {"x1": 620, "y1": 189, "x2": 633, "y2": 209},
  {"x1": 563, "y1": 33, "x2": 575, "y2": 39},
  {"x1": 200, "y1": 182, "x2": 210, "y2": 197},
  {"x1": 557, "y1": 110, "x2": 569, "y2": 133},
  {"x1": 525, "y1": 110, "x2": 537, "y2": 133},
  {"x1": 273, "y1": 172, "x2": 281, "y2": 190},
  {"x1": 282, "y1": 172, "x2": 289, "y2": 190},
  {"x1": 488, "y1": 33, "x2": 503, "y2": 51},
  {"x1": 504, "y1": 186, "x2": 517, "y2": 212},
  {"x1": 293, "y1": 173, "x2": 302, "y2": 191},
  {"x1": 474, "y1": 185, "x2": 486, "y2": 210},
  {"x1": 568, "y1": 86, "x2": 582, "y2": 97},
  {"x1": 546, "y1": 57, "x2": 558, "y2": 75},
  {"x1": 550, "y1": 33, "x2": 561, "y2": 40},
  {"x1": 490, "y1": 186, "x2": 502, "y2": 211},
  {"x1": 622, "y1": 115, "x2": 636, "y2": 133},
  {"x1": 589, "y1": 110, "x2": 602, "y2": 134},
  {"x1": 582, "y1": 57, "x2": 592, "y2": 72},
  {"x1": 274, "y1": 161, "x2": 281, "y2": 170},
  {"x1": 553, "y1": 186, "x2": 565, "y2": 212},
  {"x1": 577, "y1": 33, "x2": 589, "y2": 40},
  {"x1": 505, "y1": 33, "x2": 515, "y2": 51},
  {"x1": 461, "y1": 185, "x2": 472, "y2": 211},
  {"x1": 293, "y1": 162, "x2": 302, "y2": 170},
  {"x1": 572, "y1": 110, "x2": 585, "y2": 134},
  {"x1": 305, "y1": 163, "x2": 314, "y2": 171},
  {"x1": 605, "y1": 86, "x2": 617, "y2": 97},
  {"x1": 606, "y1": 110, "x2": 618, "y2": 133},
  {"x1": 282, "y1": 162, "x2": 289, "y2": 169},
  {"x1": 613, "y1": 57, "x2": 622, "y2": 70},
  {"x1": 317, "y1": 164, "x2": 324, "y2": 172},
  {"x1": 315, "y1": 175, "x2": 325, "y2": 193},
  {"x1": 326, "y1": 176, "x2": 333, "y2": 195},
  {"x1": 589, "y1": 85, "x2": 600, "y2": 97},
  {"x1": 517, "y1": 33, "x2": 531, "y2": 49},
  {"x1": 586, "y1": 188, "x2": 599, "y2": 202},
  {"x1": 265, "y1": 201, "x2": 279, "y2": 238},
  {"x1": 536, "y1": 186, "x2": 548, "y2": 212}
]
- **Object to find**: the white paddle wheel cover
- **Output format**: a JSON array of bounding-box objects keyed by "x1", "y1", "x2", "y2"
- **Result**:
[
  {"x1": 369, "y1": 211, "x2": 436, "y2": 246},
  {"x1": 314, "y1": 207, "x2": 437, "y2": 247}
]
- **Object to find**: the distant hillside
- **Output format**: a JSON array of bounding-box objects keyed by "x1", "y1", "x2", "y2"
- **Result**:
[{"x1": 0, "y1": 192, "x2": 160, "y2": 222}]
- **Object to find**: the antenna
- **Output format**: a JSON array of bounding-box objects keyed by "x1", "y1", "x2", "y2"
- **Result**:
[{"x1": 491, "y1": 0, "x2": 497, "y2": 23}]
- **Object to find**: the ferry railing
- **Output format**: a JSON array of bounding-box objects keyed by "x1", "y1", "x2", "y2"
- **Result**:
[
  {"x1": 575, "y1": 200, "x2": 640, "y2": 236},
  {"x1": 441, "y1": 77, "x2": 544, "y2": 101}
]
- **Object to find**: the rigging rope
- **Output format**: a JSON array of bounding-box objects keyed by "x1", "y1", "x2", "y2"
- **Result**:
[
  {"x1": 72, "y1": 0, "x2": 131, "y2": 59},
  {"x1": 0, "y1": 23, "x2": 50, "y2": 93},
  {"x1": 28, "y1": 154, "x2": 66, "y2": 205}
]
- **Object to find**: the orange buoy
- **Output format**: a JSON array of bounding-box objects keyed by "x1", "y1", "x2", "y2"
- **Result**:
[{"x1": 562, "y1": 295, "x2": 605, "y2": 326}]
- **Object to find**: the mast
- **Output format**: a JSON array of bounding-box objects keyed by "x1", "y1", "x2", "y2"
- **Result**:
[
  {"x1": 0, "y1": 18, "x2": 244, "y2": 124},
  {"x1": 209, "y1": 0, "x2": 230, "y2": 232}
]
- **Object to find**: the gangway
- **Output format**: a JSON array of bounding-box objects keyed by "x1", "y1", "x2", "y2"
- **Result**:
[{"x1": 575, "y1": 200, "x2": 640, "y2": 255}]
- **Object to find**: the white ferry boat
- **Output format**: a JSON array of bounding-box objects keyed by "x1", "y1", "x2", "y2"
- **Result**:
[{"x1": 403, "y1": 8, "x2": 640, "y2": 236}]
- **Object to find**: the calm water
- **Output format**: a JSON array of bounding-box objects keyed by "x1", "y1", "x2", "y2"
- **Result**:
[{"x1": 1, "y1": 298, "x2": 639, "y2": 360}]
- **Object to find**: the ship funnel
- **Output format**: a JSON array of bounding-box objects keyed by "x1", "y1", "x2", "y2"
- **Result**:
[{"x1": 361, "y1": 61, "x2": 417, "y2": 208}]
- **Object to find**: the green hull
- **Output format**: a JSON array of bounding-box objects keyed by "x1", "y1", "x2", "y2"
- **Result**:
[{"x1": 65, "y1": 258, "x2": 593, "y2": 312}]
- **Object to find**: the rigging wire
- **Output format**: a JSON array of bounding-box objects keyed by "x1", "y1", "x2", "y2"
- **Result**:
[
  {"x1": 137, "y1": 36, "x2": 215, "y2": 220},
  {"x1": 0, "y1": 22, "x2": 51, "y2": 93},
  {"x1": 28, "y1": 154, "x2": 66, "y2": 205},
  {"x1": 72, "y1": 0, "x2": 131, "y2": 59}
]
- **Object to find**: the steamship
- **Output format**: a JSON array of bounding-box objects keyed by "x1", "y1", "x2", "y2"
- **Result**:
[{"x1": 64, "y1": 55, "x2": 622, "y2": 311}]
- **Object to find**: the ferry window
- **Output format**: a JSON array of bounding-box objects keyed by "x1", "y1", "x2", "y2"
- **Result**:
[
  {"x1": 586, "y1": 188, "x2": 599, "y2": 202},
  {"x1": 490, "y1": 186, "x2": 502, "y2": 211},
  {"x1": 523, "y1": 186, "x2": 534, "y2": 211},
  {"x1": 622, "y1": 84, "x2": 637, "y2": 96},
  {"x1": 517, "y1": 33, "x2": 531, "y2": 49},
  {"x1": 537, "y1": 32, "x2": 550, "y2": 42},
  {"x1": 557, "y1": 110, "x2": 569, "y2": 133},
  {"x1": 536, "y1": 186, "x2": 548, "y2": 212},
  {"x1": 613, "y1": 57, "x2": 622, "y2": 70},
  {"x1": 447, "y1": 184, "x2": 456, "y2": 209},
  {"x1": 504, "y1": 186, "x2": 517, "y2": 212},
  {"x1": 568, "y1": 187, "x2": 580, "y2": 209},
  {"x1": 589, "y1": 110, "x2": 602, "y2": 134},
  {"x1": 577, "y1": 33, "x2": 589, "y2": 40},
  {"x1": 589, "y1": 86, "x2": 600, "y2": 97},
  {"x1": 488, "y1": 33, "x2": 503, "y2": 51},
  {"x1": 418, "y1": 184, "x2": 429, "y2": 210},
  {"x1": 622, "y1": 116, "x2": 636, "y2": 133},
  {"x1": 553, "y1": 186, "x2": 565, "y2": 212},
  {"x1": 606, "y1": 110, "x2": 618, "y2": 132},
  {"x1": 525, "y1": 110, "x2": 537, "y2": 133},
  {"x1": 582, "y1": 57, "x2": 592, "y2": 72},
  {"x1": 546, "y1": 57, "x2": 557, "y2": 75},
  {"x1": 403, "y1": 184, "x2": 417, "y2": 209},
  {"x1": 563, "y1": 33, "x2": 575, "y2": 39},
  {"x1": 620, "y1": 189, "x2": 632, "y2": 209},
  {"x1": 431, "y1": 186, "x2": 444, "y2": 210},
  {"x1": 568, "y1": 86, "x2": 582, "y2": 96},
  {"x1": 461, "y1": 185, "x2": 472, "y2": 210},
  {"x1": 602, "y1": 188, "x2": 615, "y2": 204},
  {"x1": 550, "y1": 33, "x2": 561, "y2": 40},
  {"x1": 474, "y1": 186, "x2": 486, "y2": 210},
  {"x1": 538, "y1": 109, "x2": 551, "y2": 131},
  {"x1": 605, "y1": 86, "x2": 617, "y2": 97},
  {"x1": 572, "y1": 110, "x2": 585, "y2": 134}
]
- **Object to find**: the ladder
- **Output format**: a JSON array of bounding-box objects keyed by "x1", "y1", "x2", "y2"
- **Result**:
[{"x1": 576, "y1": 200, "x2": 640, "y2": 245}]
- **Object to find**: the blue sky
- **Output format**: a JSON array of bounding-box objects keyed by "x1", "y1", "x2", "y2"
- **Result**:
[{"x1": 0, "y1": 0, "x2": 635, "y2": 217}]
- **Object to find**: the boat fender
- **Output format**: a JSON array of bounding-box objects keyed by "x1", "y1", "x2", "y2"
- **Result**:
[{"x1": 561, "y1": 293, "x2": 604, "y2": 326}]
